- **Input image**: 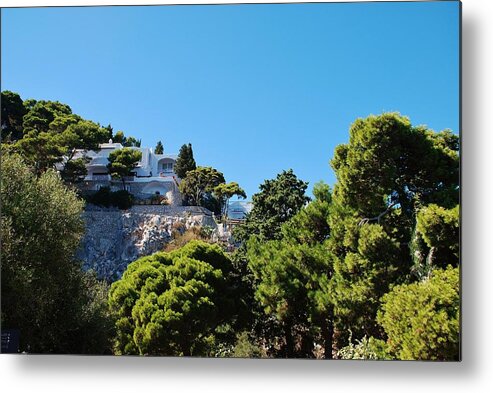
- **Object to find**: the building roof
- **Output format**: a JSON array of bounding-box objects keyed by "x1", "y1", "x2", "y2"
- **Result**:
[{"x1": 99, "y1": 142, "x2": 124, "y2": 149}]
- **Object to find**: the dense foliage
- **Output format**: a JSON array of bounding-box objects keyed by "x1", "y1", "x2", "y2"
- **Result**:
[
  {"x1": 179, "y1": 166, "x2": 225, "y2": 207},
  {"x1": 1, "y1": 152, "x2": 114, "y2": 353},
  {"x1": 106, "y1": 147, "x2": 142, "y2": 187},
  {"x1": 113, "y1": 130, "x2": 141, "y2": 147},
  {"x1": 377, "y1": 267, "x2": 460, "y2": 360},
  {"x1": 245, "y1": 182, "x2": 334, "y2": 358},
  {"x1": 178, "y1": 167, "x2": 246, "y2": 218},
  {"x1": 1, "y1": 91, "x2": 460, "y2": 359},
  {"x1": 234, "y1": 169, "x2": 311, "y2": 244},
  {"x1": 235, "y1": 113, "x2": 459, "y2": 360},
  {"x1": 0, "y1": 90, "x2": 140, "y2": 181},
  {"x1": 154, "y1": 140, "x2": 164, "y2": 154},
  {"x1": 86, "y1": 187, "x2": 134, "y2": 210},
  {"x1": 108, "y1": 241, "x2": 236, "y2": 356},
  {"x1": 327, "y1": 113, "x2": 459, "y2": 348},
  {"x1": 174, "y1": 143, "x2": 197, "y2": 179}
]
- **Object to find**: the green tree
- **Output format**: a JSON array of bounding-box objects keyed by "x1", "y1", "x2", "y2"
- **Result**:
[
  {"x1": 179, "y1": 166, "x2": 225, "y2": 207},
  {"x1": 108, "y1": 240, "x2": 236, "y2": 356},
  {"x1": 247, "y1": 237, "x2": 332, "y2": 358},
  {"x1": 56, "y1": 120, "x2": 109, "y2": 182},
  {"x1": 60, "y1": 157, "x2": 89, "y2": 184},
  {"x1": 107, "y1": 147, "x2": 142, "y2": 189},
  {"x1": 1, "y1": 151, "x2": 114, "y2": 353},
  {"x1": 125, "y1": 136, "x2": 141, "y2": 147},
  {"x1": 154, "y1": 140, "x2": 164, "y2": 154},
  {"x1": 327, "y1": 113, "x2": 459, "y2": 349},
  {"x1": 174, "y1": 143, "x2": 197, "y2": 179},
  {"x1": 281, "y1": 181, "x2": 331, "y2": 244},
  {"x1": 22, "y1": 99, "x2": 72, "y2": 134},
  {"x1": 244, "y1": 183, "x2": 334, "y2": 358},
  {"x1": 377, "y1": 267, "x2": 460, "y2": 360},
  {"x1": 61, "y1": 120, "x2": 110, "y2": 159},
  {"x1": 228, "y1": 170, "x2": 310, "y2": 354},
  {"x1": 234, "y1": 169, "x2": 310, "y2": 243},
  {"x1": 113, "y1": 130, "x2": 126, "y2": 144},
  {"x1": 8, "y1": 94, "x2": 110, "y2": 177},
  {"x1": 213, "y1": 182, "x2": 247, "y2": 219},
  {"x1": 15, "y1": 131, "x2": 66, "y2": 175},
  {"x1": 112, "y1": 130, "x2": 140, "y2": 147},
  {"x1": 330, "y1": 113, "x2": 459, "y2": 218},
  {"x1": 414, "y1": 204, "x2": 459, "y2": 271},
  {"x1": 48, "y1": 113, "x2": 82, "y2": 134},
  {"x1": 1, "y1": 90, "x2": 27, "y2": 141}
]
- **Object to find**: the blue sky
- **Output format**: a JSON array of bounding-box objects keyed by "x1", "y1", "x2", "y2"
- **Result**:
[{"x1": 1, "y1": 1, "x2": 460, "y2": 199}]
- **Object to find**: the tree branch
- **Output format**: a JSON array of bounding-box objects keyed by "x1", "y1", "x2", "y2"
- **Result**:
[{"x1": 359, "y1": 202, "x2": 398, "y2": 226}]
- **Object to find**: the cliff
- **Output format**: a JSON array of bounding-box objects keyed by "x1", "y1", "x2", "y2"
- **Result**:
[{"x1": 77, "y1": 205, "x2": 219, "y2": 281}]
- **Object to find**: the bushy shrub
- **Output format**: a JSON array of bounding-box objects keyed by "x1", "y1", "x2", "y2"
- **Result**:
[
  {"x1": 87, "y1": 187, "x2": 133, "y2": 210},
  {"x1": 1, "y1": 152, "x2": 114, "y2": 353},
  {"x1": 377, "y1": 266, "x2": 460, "y2": 360},
  {"x1": 111, "y1": 190, "x2": 134, "y2": 210},
  {"x1": 337, "y1": 334, "x2": 391, "y2": 360},
  {"x1": 165, "y1": 226, "x2": 214, "y2": 252},
  {"x1": 108, "y1": 240, "x2": 236, "y2": 356},
  {"x1": 232, "y1": 332, "x2": 266, "y2": 358}
]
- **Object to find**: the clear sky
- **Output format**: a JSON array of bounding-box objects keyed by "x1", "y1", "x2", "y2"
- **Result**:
[{"x1": 1, "y1": 1, "x2": 460, "y2": 199}]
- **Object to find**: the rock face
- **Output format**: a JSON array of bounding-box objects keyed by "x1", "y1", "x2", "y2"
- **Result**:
[{"x1": 77, "y1": 205, "x2": 218, "y2": 281}]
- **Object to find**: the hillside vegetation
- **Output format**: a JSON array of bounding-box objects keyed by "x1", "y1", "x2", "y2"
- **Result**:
[{"x1": 1, "y1": 91, "x2": 459, "y2": 359}]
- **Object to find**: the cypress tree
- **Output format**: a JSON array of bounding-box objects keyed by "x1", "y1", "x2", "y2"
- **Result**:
[
  {"x1": 155, "y1": 140, "x2": 164, "y2": 154},
  {"x1": 174, "y1": 143, "x2": 197, "y2": 179}
]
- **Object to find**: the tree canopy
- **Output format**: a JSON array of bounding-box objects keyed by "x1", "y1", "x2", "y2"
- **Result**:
[
  {"x1": 107, "y1": 147, "x2": 142, "y2": 187},
  {"x1": 154, "y1": 140, "x2": 164, "y2": 154},
  {"x1": 214, "y1": 182, "x2": 247, "y2": 219},
  {"x1": 174, "y1": 143, "x2": 197, "y2": 179},
  {"x1": 1, "y1": 151, "x2": 114, "y2": 353},
  {"x1": 179, "y1": 166, "x2": 225, "y2": 207},
  {"x1": 245, "y1": 182, "x2": 333, "y2": 358},
  {"x1": 1, "y1": 93, "x2": 460, "y2": 360},
  {"x1": 108, "y1": 240, "x2": 236, "y2": 356},
  {"x1": 326, "y1": 113, "x2": 460, "y2": 348},
  {"x1": 1, "y1": 90, "x2": 26, "y2": 141},
  {"x1": 113, "y1": 130, "x2": 141, "y2": 147},
  {"x1": 2, "y1": 94, "x2": 111, "y2": 176},
  {"x1": 0, "y1": 91, "x2": 145, "y2": 181},
  {"x1": 234, "y1": 169, "x2": 310, "y2": 243},
  {"x1": 377, "y1": 267, "x2": 460, "y2": 360}
]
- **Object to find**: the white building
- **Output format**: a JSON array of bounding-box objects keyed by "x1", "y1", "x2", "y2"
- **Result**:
[
  {"x1": 77, "y1": 140, "x2": 181, "y2": 204},
  {"x1": 227, "y1": 201, "x2": 253, "y2": 220}
]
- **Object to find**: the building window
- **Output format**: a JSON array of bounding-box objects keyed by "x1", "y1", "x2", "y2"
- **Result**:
[{"x1": 161, "y1": 162, "x2": 173, "y2": 172}]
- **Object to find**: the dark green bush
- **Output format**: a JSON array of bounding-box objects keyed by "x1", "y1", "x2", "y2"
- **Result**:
[{"x1": 87, "y1": 187, "x2": 134, "y2": 210}]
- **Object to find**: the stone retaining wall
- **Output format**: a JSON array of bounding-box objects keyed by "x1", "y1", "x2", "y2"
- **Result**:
[{"x1": 77, "y1": 205, "x2": 218, "y2": 281}]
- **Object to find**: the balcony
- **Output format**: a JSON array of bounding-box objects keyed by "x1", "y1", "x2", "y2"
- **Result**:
[
  {"x1": 91, "y1": 174, "x2": 111, "y2": 181},
  {"x1": 88, "y1": 157, "x2": 109, "y2": 166}
]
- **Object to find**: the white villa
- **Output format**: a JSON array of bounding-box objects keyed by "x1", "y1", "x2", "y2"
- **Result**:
[
  {"x1": 77, "y1": 140, "x2": 181, "y2": 204},
  {"x1": 74, "y1": 139, "x2": 251, "y2": 217}
]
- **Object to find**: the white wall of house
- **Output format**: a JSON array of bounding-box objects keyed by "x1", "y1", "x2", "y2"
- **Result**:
[{"x1": 81, "y1": 141, "x2": 178, "y2": 181}]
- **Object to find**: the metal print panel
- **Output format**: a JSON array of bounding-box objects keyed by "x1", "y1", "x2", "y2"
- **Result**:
[{"x1": 0, "y1": 0, "x2": 460, "y2": 360}]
